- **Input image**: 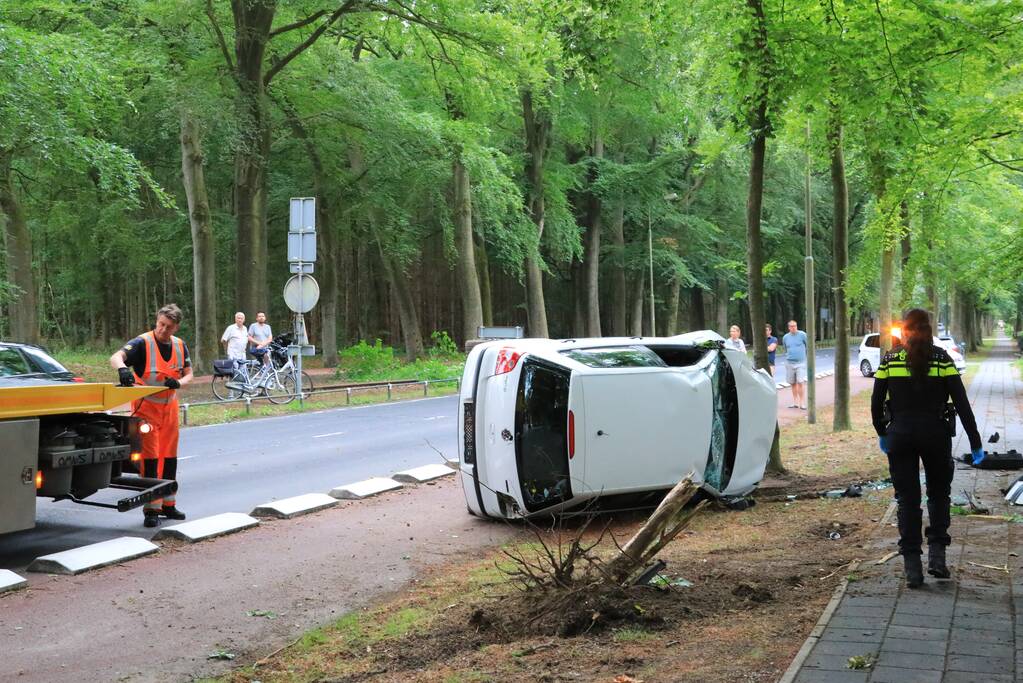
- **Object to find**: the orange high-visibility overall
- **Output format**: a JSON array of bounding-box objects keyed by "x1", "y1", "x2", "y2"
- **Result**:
[{"x1": 131, "y1": 331, "x2": 185, "y2": 511}]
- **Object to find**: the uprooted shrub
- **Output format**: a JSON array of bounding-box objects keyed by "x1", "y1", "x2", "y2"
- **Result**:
[{"x1": 484, "y1": 477, "x2": 708, "y2": 637}]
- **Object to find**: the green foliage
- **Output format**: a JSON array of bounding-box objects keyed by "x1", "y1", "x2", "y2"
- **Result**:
[{"x1": 337, "y1": 339, "x2": 464, "y2": 382}]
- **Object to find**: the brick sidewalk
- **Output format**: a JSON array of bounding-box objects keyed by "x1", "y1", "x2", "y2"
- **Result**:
[{"x1": 785, "y1": 336, "x2": 1023, "y2": 683}]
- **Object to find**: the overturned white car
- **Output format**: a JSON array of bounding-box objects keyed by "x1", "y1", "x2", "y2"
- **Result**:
[{"x1": 457, "y1": 331, "x2": 778, "y2": 519}]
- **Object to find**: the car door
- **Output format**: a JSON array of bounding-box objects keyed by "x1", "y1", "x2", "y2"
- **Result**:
[{"x1": 717, "y1": 348, "x2": 777, "y2": 496}]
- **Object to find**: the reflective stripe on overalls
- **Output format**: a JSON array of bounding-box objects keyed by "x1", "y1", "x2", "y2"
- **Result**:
[{"x1": 131, "y1": 331, "x2": 184, "y2": 510}]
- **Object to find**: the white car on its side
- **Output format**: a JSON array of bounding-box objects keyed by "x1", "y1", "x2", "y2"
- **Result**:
[
  {"x1": 857, "y1": 333, "x2": 966, "y2": 377},
  {"x1": 456, "y1": 331, "x2": 778, "y2": 519}
]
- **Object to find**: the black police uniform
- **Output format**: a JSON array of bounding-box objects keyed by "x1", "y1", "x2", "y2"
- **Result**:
[{"x1": 870, "y1": 346, "x2": 981, "y2": 556}]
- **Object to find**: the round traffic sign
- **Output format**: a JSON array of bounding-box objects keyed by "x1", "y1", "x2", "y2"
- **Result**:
[{"x1": 283, "y1": 275, "x2": 320, "y2": 313}]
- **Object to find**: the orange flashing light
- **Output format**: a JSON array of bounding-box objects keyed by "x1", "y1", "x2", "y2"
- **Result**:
[
  {"x1": 130, "y1": 452, "x2": 142, "y2": 463},
  {"x1": 35, "y1": 470, "x2": 43, "y2": 490}
]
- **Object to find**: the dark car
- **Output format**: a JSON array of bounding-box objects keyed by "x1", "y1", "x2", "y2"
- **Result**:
[{"x1": 0, "y1": 342, "x2": 80, "y2": 382}]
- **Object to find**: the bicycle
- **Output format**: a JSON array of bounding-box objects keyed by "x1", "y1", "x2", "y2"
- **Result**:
[{"x1": 211, "y1": 335, "x2": 314, "y2": 404}]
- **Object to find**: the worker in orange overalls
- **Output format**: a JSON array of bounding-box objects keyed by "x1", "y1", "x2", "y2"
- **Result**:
[{"x1": 110, "y1": 303, "x2": 193, "y2": 528}]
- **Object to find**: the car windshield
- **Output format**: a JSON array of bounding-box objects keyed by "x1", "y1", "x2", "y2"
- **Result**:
[
  {"x1": 20, "y1": 346, "x2": 70, "y2": 374},
  {"x1": 561, "y1": 345, "x2": 667, "y2": 369},
  {"x1": 0, "y1": 347, "x2": 31, "y2": 376}
]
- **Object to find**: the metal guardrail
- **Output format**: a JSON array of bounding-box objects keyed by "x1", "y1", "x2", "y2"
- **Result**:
[{"x1": 176, "y1": 377, "x2": 461, "y2": 425}]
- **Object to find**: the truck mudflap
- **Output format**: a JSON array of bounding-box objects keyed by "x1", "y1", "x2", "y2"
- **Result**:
[{"x1": 67, "y1": 476, "x2": 178, "y2": 513}]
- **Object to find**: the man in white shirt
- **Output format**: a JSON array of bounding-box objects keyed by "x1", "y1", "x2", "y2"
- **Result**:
[{"x1": 220, "y1": 312, "x2": 248, "y2": 362}]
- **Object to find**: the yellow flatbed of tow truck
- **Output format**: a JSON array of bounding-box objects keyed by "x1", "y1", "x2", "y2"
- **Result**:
[{"x1": 0, "y1": 383, "x2": 162, "y2": 419}]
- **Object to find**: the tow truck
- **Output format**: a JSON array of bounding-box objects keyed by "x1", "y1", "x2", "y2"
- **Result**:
[{"x1": 0, "y1": 379, "x2": 178, "y2": 535}]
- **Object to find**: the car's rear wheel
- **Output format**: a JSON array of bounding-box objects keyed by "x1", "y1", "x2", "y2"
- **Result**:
[{"x1": 860, "y1": 359, "x2": 873, "y2": 377}]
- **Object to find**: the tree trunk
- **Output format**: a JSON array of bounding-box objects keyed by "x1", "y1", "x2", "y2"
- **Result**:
[
  {"x1": 690, "y1": 288, "x2": 706, "y2": 329},
  {"x1": 0, "y1": 150, "x2": 39, "y2": 343},
  {"x1": 179, "y1": 112, "x2": 217, "y2": 374},
  {"x1": 828, "y1": 117, "x2": 850, "y2": 431},
  {"x1": 522, "y1": 90, "x2": 550, "y2": 337},
  {"x1": 664, "y1": 278, "x2": 681, "y2": 335},
  {"x1": 611, "y1": 186, "x2": 627, "y2": 336},
  {"x1": 474, "y1": 232, "x2": 493, "y2": 327},
  {"x1": 453, "y1": 154, "x2": 484, "y2": 343},
  {"x1": 582, "y1": 135, "x2": 603, "y2": 336},
  {"x1": 376, "y1": 238, "x2": 424, "y2": 361},
  {"x1": 898, "y1": 201, "x2": 913, "y2": 308},
  {"x1": 229, "y1": 2, "x2": 275, "y2": 316},
  {"x1": 715, "y1": 274, "x2": 729, "y2": 337},
  {"x1": 629, "y1": 274, "x2": 644, "y2": 336}
]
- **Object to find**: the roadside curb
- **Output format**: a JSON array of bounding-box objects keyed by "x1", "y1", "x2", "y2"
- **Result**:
[
  {"x1": 393, "y1": 464, "x2": 456, "y2": 483},
  {"x1": 153, "y1": 512, "x2": 260, "y2": 542},
  {"x1": 776, "y1": 559, "x2": 861, "y2": 683},
  {"x1": 251, "y1": 493, "x2": 338, "y2": 519},
  {"x1": 330, "y1": 477, "x2": 403, "y2": 500},
  {"x1": 27, "y1": 537, "x2": 159, "y2": 575},
  {"x1": 0, "y1": 569, "x2": 27, "y2": 593}
]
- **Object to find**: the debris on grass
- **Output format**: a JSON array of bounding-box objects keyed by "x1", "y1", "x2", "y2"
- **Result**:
[
  {"x1": 247, "y1": 609, "x2": 278, "y2": 619},
  {"x1": 208, "y1": 649, "x2": 236, "y2": 661},
  {"x1": 874, "y1": 551, "x2": 899, "y2": 565}
]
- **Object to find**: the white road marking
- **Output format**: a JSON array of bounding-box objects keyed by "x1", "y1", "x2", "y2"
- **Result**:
[
  {"x1": 422, "y1": 415, "x2": 449, "y2": 421},
  {"x1": 178, "y1": 455, "x2": 197, "y2": 461},
  {"x1": 313, "y1": 431, "x2": 346, "y2": 438}
]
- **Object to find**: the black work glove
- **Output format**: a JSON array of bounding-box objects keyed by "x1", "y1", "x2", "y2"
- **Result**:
[
  {"x1": 163, "y1": 377, "x2": 181, "y2": 390},
  {"x1": 118, "y1": 367, "x2": 135, "y2": 387}
]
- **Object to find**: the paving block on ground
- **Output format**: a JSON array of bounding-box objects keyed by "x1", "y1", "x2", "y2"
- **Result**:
[
  {"x1": 153, "y1": 512, "x2": 259, "y2": 542},
  {"x1": 0, "y1": 569, "x2": 27, "y2": 593},
  {"x1": 28, "y1": 537, "x2": 158, "y2": 575},
  {"x1": 251, "y1": 493, "x2": 338, "y2": 519},
  {"x1": 329, "y1": 477, "x2": 403, "y2": 500},
  {"x1": 392, "y1": 463, "x2": 455, "y2": 484}
]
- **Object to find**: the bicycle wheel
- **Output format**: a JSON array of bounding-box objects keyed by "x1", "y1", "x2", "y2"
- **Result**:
[
  {"x1": 300, "y1": 371, "x2": 314, "y2": 392},
  {"x1": 211, "y1": 374, "x2": 232, "y2": 400},
  {"x1": 264, "y1": 372, "x2": 297, "y2": 404}
]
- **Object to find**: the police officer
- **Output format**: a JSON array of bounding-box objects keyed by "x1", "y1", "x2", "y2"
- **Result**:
[{"x1": 871, "y1": 308, "x2": 983, "y2": 587}]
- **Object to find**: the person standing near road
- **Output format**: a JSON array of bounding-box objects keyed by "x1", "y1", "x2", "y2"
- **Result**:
[
  {"x1": 220, "y1": 311, "x2": 248, "y2": 364},
  {"x1": 871, "y1": 308, "x2": 983, "y2": 588},
  {"x1": 248, "y1": 311, "x2": 273, "y2": 366},
  {"x1": 765, "y1": 324, "x2": 778, "y2": 375},
  {"x1": 110, "y1": 303, "x2": 193, "y2": 528},
  {"x1": 724, "y1": 325, "x2": 747, "y2": 353},
  {"x1": 782, "y1": 320, "x2": 809, "y2": 409}
]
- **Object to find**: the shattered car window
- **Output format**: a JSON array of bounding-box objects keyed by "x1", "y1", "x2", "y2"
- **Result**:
[
  {"x1": 515, "y1": 361, "x2": 573, "y2": 512},
  {"x1": 561, "y1": 346, "x2": 667, "y2": 369},
  {"x1": 703, "y1": 353, "x2": 739, "y2": 491}
]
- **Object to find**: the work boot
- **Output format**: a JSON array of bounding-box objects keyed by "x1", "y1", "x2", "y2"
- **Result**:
[
  {"x1": 904, "y1": 554, "x2": 924, "y2": 588},
  {"x1": 143, "y1": 511, "x2": 160, "y2": 528},
  {"x1": 160, "y1": 506, "x2": 186, "y2": 520},
  {"x1": 928, "y1": 545, "x2": 951, "y2": 579}
]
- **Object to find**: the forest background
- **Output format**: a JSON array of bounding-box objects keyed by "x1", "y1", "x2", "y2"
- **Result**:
[{"x1": 2, "y1": 0, "x2": 1022, "y2": 415}]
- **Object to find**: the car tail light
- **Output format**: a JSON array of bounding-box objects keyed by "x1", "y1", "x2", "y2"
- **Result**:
[
  {"x1": 35, "y1": 470, "x2": 43, "y2": 490},
  {"x1": 952, "y1": 345, "x2": 960, "y2": 354},
  {"x1": 568, "y1": 410, "x2": 575, "y2": 459},
  {"x1": 495, "y1": 348, "x2": 522, "y2": 375},
  {"x1": 72, "y1": 377, "x2": 85, "y2": 383}
]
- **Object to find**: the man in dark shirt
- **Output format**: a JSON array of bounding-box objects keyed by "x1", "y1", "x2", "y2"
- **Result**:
[
  {"x1": 110, "y1": 304, "x2": 193, "y2": 527},
  {"x1": 765, "y1": 324, "x2": 778, "y2": 375}
]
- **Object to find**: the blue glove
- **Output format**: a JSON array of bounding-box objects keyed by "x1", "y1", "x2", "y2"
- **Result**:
[
  {"x1": 972, "y1": 448, "x2": 985, "y2": 466},
  {"x1": 878, "y1": 436, "x2": 889, "y2": 454}
]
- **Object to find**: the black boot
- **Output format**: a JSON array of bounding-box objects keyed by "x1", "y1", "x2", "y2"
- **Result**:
[
  {"x1": 928, "y1": 545, "x2": 951, "y2": 579},
  {"x1": 904, "y1": 554, "x2": 924, "y2": 588},
  {"x1": 161, "y1": 505, "x2": 186, "y2": 520},
  {"x1": 143, "y1": 511, "x2": 160, "y2": 528}
]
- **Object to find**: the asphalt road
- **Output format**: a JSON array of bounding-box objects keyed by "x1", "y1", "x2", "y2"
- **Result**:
[{"x1": 0, "y1": 395, "x2": 459, "y2": 569}]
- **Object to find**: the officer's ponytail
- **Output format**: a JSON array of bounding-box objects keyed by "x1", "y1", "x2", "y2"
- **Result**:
[{"x1": 902, "y1": 308, "x2": 934, "y2": 382}]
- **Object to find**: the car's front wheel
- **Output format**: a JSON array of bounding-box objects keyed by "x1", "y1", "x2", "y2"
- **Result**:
[{"x1": 860, "y1": 359, "x2": 873, "y2": 377}]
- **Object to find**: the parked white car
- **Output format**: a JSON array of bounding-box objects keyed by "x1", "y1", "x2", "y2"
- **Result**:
[
  {"x1": 858, "y1": 333, "x2": 966, "y2": 377},
  {"x1": 456, "y1": 331, "x2": 778, "y2": 519},
  {"x1": 936, "y1": 335, "x2": 966, "y2": 363}
]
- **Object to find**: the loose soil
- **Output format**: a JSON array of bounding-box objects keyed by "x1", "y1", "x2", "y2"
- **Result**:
[{"x1": 218, "y1": 387, "x2": 893, "y2": 683}]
